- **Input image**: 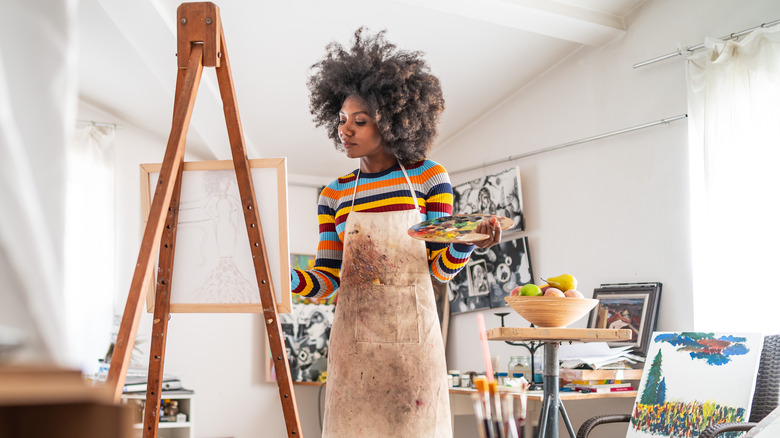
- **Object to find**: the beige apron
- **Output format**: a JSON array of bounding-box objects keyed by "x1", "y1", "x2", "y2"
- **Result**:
[{"x1": 322, "y1": 165, "x2": 452, "y2": 438}]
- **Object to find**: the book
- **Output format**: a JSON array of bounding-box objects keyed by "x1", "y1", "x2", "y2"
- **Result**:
[
  {"x1": 123, "y1": 379, "x2": 183, "y2": 393},
  {"x1": 571, "y1": 379, "x2": 622, "y2": 385},
  {"x1": 565, "y1": 384, "x2": 634, "y2": 393},
  {"x1": 570, "y1": 382, "x2": 633, "y2": 390}
]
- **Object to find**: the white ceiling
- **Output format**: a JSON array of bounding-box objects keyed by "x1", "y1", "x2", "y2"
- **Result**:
[{"x1": 77, "y1": 0, "x2": 645, "y2": 179}]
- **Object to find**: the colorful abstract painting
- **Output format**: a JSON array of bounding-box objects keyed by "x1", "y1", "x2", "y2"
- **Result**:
[{"x1": 628, "y1": 332, "x2": 764, "y2": 438}]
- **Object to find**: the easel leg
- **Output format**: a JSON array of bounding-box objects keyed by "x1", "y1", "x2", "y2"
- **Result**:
[
  {"x1": 142, "y1": 164, "x2": 184, "y2": 438},
  {"x1": 107, "y1": 44, "x2": 205, "y2": 402},
  {"x1": 214, "y1": 26, "x2": 302, "y2": 437}
]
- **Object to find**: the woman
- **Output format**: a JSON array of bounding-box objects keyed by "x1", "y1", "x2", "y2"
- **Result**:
[{"x1": 291, "y1": 28, "x2": 502, "y2": 437}]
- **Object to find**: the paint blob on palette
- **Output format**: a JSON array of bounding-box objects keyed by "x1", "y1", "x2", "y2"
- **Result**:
[{"x1": 408, "y1": 214, "x2": 514, "y2": 243}]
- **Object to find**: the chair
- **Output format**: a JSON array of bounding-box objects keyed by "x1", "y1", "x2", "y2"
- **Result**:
[{"x1": 576, "y1": 334, "x2": 780, "y2": 438}]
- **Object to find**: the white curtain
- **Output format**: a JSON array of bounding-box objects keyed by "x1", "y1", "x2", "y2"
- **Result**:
[
  {"x1": 64, "y1": 125, "x2": 116, "y2": 375},
  {"x1": 687, "y1": 25, "x2": 780, "y2": 332},
  {"x1": 0, "y1": 0, "x2": 77, "y2": 363}
]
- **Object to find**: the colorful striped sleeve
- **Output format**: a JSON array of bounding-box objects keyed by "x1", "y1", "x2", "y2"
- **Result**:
[
  {"x1": 417, "y1": 162, "x2": 475, "y2": 282},
  {"x1": 290, "y1": 185, "x2": 343, "y2": 299}
]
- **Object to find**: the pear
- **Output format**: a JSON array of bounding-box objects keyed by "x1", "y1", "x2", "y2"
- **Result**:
[{"x1": 542, "y1": 274, "x2": 577, "y2": 292}]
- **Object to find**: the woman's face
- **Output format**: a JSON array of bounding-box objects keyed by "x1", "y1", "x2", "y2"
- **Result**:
[{"x1": 338, "y1": 96, "x2": 385, "y2": 161}]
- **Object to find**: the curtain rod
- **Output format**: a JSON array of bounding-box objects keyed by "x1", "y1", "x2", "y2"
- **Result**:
[
  {"x1": 76, "y1": 119, "x2": 122, "y2": 129},
  {"x1": 448, "y1": 114, "x2": 687, "y2": 176},
  {"x1": 633, "y1": 18, "x2": 780, "y2": 69}
]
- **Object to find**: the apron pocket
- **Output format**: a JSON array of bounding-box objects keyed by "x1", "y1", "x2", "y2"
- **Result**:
[{"x1": 354, "y1": 284, "x2": 420, "y2": 344}]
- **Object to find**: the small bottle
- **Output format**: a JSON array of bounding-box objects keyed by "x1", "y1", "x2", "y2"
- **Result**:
[
  {"x1": 164, "y1": 400, "x2": 179, "y2": 416},
  {"x1": 496, "y1": 372, "x2": 508, "y2": 386},
  {"x1": 449, "y1": 370, "x2": 461, "y2": 387},
  {"x1": 461, "y1": 373, "x2": 472, "y2": 389},
  {"x1": 95, "y1": 359, "x2": 110, "y2": 382}
]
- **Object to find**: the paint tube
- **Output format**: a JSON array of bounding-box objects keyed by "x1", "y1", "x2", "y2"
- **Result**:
[
  {"x1": 473, "y1": 376, "x2": 495, "y2": 438},
  {"x1": 489, "y1": 380, "x2": 505, "y2": 438}
]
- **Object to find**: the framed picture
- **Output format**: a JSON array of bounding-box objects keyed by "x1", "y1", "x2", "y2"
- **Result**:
[
  {"x1": 274, "y1": 301, "x2": 335, "y2": 382},
  {"x1": 588, "y1": 282, "x2": 662, "y2": 357},
  {"x1": 449, "y1": 236, "x2": 534, "y2": 314},
  {"x1": 140, "y1": 159, "x2": 291, "y2": 313},
  {"x1": 267, "y1": 253, "x2": 335, "y2": 382},
  {"x1": 452, "y1": 166, "x2": 525, "y2": 233}
]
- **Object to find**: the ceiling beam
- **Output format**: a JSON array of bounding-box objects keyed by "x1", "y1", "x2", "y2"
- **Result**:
[
  {"x1": 96, "y1": 0, "x2": 260, "y2": 159},
  {"x1": 393, "y1": 0, "x2": 626, "y2": 46}
]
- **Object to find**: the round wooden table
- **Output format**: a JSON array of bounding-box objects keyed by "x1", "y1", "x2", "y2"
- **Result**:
[{"x1": 486, "y1": 327, "x2": 632, "y2": 438}]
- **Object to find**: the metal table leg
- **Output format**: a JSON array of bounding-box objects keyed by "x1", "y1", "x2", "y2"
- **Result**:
[{"x1": 537, "y1": 342, "x2": 575, "y2": 438}]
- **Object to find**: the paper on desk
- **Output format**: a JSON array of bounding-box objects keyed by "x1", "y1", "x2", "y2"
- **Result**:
[
  {"x1": 558, "y1": 342, "x2": 637, "y2": 370},
  {"x1": 557, "y1": 342, "x2": 632, "y2": 360}
]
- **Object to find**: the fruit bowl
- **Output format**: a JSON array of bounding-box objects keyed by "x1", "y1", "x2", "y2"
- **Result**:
[{"x1": 504, "y1": 296, "x2": 599, "y2": 328}]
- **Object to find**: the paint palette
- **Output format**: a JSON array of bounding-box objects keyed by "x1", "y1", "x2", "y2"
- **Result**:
[{"x1": 407, "y1": 214, "x2": 514, "y2": 243}]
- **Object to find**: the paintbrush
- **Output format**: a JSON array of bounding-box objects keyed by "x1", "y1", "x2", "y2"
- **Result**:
[
  {"x1": 473, "y1": 376, "x2": 495, "y2": 438},
  {"x1": 489, "y1": 379, "x2": 506, "y2": 438}
]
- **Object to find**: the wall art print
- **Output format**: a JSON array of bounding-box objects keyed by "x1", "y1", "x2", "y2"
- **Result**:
[
  {"x1": 452, "y1": 166, "x2": 525, "y2": 234},
  {"x1": 448, "y1": 235, "x2": 533, "y2": 314},
  {"x1": 588, "y1": 283, "x2": 662, "y2": 357},
  {"x1": 268, "y1": 254, "x2": 335, "y2": 382},
  {"x1": 629, "y1": 331, "x2": 763, "y2": 438},
  {"x1": 278, "y1": 302, "x2": 334, "y2": 382}
]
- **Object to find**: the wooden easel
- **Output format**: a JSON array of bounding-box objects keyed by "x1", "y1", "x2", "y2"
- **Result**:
[{"x1": 105, "y1": 3, "x2": 302, "y2": 437}]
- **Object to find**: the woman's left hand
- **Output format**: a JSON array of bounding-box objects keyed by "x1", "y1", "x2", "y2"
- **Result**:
[{"x1": 473, "y1": 217, "x2": 502, "y2": 249}]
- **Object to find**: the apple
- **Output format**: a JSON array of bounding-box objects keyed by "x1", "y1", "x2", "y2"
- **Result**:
[
  {"x1": 564, "y1": 289, "x2": 584, "y2": 298},
  {"x1": 519, "y1": 284, "x2": 542, "y2": 296},
  {"x1": 539, "y1": 283, "x2": 550, "y2": 293},
  {"x1": 543, "y1": 287, "x2": 565, "y2": 297},
  {"x1": 510, "y1": 286, "x2": 522, "y2": 296}
]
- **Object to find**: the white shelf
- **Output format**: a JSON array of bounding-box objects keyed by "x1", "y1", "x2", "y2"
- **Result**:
[{"x1": 121, "y1": 391, "x2": 194, "y2": 438}]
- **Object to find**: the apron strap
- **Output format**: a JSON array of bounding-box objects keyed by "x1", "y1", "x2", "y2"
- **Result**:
[
  {"x1": 398, "y1": 162, "x2": 420, "y2": 211},
  {"x1": 349, "y1": 163, "x2": 421, "y2": 213}
]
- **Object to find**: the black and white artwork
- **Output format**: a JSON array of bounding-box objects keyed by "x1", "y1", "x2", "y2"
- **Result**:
[
  {"x1": 449, "y1": 236, "x2": 534, "y2": 314},
  {"x1": 452, "y1": 167, "x2": 525, "y2": 233},
  {"x1": 279, "y1": 304, "x2": 334, "y2": 382}
]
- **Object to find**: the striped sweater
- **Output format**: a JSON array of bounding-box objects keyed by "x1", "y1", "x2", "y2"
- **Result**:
[{"x1": 291, "y1": 160, "x2": 474, "y2": 299}]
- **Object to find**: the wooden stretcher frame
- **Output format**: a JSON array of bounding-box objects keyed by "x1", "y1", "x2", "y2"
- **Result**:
[{"x1": 140, "y1": 158, "x2": 292, "y2": 313}]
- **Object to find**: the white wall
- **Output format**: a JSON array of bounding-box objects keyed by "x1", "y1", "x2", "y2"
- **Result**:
[
  {"x1": 85, "y1": 0, "x2": 780, "y2": 437},
  {"x1": 433, "y1": 0, "x2": 780, "y2": 435},
  {"x1": 436, "y1": 0, "x2": 780, "y2": 373}
]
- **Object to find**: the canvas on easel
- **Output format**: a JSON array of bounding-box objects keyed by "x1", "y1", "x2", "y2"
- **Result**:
[{"x1": 140, "y1": 159, "x2": 292, "y2": 313}]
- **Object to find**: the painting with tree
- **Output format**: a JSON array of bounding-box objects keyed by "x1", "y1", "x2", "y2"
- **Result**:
[{"x1": 629, "y1": 332, "x2": 763, "y2": 437}]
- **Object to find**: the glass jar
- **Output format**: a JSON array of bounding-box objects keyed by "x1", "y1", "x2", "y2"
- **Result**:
[{"x1": 508, "y1": 355, "x2": 531, "y2": 380}]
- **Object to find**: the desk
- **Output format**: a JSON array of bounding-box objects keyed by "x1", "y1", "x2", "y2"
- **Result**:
[
  {"x1": 0, "y1": 366, "x2": 133, "y2": 438},
  {"x1": 487, "y1": 327, "x2": 632, "y2": 438}
]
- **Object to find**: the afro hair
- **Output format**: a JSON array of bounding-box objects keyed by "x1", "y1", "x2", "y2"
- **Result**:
[{"x1": 307, "y1": 27, "x2": 445, "y2": 164}]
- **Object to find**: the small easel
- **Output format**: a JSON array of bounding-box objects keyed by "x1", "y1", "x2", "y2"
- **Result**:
[{"x1": 105, "y1": 3, "x2": 302, "y2": 437}]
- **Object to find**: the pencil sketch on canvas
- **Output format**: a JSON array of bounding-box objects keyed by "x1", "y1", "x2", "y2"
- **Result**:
[{"x1": 141, "y1": 159, "x2": 291, "y2": 313}]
